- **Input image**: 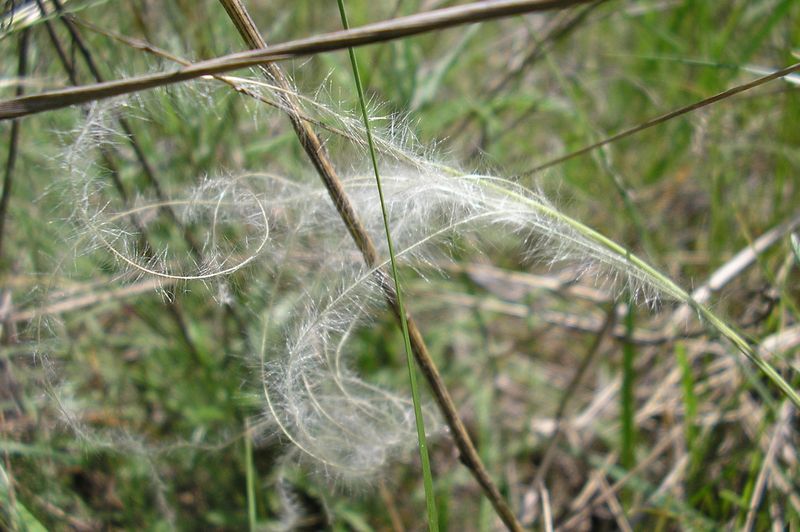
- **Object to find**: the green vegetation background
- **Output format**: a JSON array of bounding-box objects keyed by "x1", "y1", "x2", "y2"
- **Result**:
[{"x1": 1, "y1": 0, "x2": 799, "y2": 530}]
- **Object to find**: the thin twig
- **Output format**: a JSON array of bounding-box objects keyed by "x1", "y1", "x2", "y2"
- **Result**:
[
  {"x1": 379, "y1": 480, "x2": 406, "y2": 532},
  {"x1": 8, "y1": 277, "x2": 173, "y2": 323},
  {"x1": 597, "y1": 476, "x2": 633, "y2": 532},
  {"x1": 35, "y1": 0, "x2": 77, "y2": 85},
  {"x1": 0, "y1": 0, "x2": 592, "y2": 119},
  {"x1": 523, "y1": 62, "x2": 800, "y2": 174},
  {"x1": 539, "y1": 482, "x2": 554, "y2": 532}
]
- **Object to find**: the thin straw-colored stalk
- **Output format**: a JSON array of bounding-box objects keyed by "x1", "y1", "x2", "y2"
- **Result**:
[
  {"x1": 523, "y1": 60, "x2": 800, "y2": 174},
  {"x1": 336, "y1": 2, "x2": 438, "y2": 529},
  {"x1": 0, "y1": 0, "x2": 593, "y2": 119}
]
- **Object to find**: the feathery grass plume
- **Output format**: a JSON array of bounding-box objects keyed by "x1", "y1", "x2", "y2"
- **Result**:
[
  {"x1": 57, "y1": 98, "x2": 272, "y2": 288},
  {"x1": 49, "y1": 92, "x2": 431, "y2": 480},
  {"x1": 49, "y1": 76, "x2": 800, "y2": 487},
  {"x1": 254, "y1": 264, "x2": 434, "y2": 482},
  {"x1": 332, "y1": 167, "x2": 671, "y2": 303},
  {"x1": 216, "y1": 82, "x2": 663, "y2": 300},
  {"x1": 313, "y1": 98, "x2": 800, "y2": 409},
  {"x1": 272, "y1": 476, "x2": 330, "y2": 531},
  {"x1": 340, "y1": 161, "x2": 800, "y2": 407},
  {"x1": 284, "y1": 107, "x2": 800, "y2": 407}
]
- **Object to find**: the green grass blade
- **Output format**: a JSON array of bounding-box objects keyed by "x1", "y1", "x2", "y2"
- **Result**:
[
  {"x1": 244, "y1": 419, "x2": 257, "y2": 532},
  {"x1": 621, "y1": 295, "x2": 636, "y2": 472},
  {"x1": 0, "y1": 462, "x2": 47, "y2": 532},
  {"x1": 335, "y1": 2, "x2": 438, "y2": 530}
]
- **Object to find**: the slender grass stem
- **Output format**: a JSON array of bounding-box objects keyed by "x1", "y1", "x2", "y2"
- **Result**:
[
  {"x1": 479, "y1": 180, "x2": 800, "y2": 409},
  {"x1": 336, "y1": 2, "x2": 438, "y2": 529},
  {"x1": 244, "y1": 419, "x2": 257, "y2": 532},
  {"x1": 524, "y1": 61, "x2": 800, "y2": 175},
  {"x1": 621, "y1": 293, "x2": 636, "y2": 472}
]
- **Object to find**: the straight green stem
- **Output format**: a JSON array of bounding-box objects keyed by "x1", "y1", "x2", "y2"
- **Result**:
[
  {"x1": 336, "y1": 2, "x2": 439, "y2": 530},
  {"x1": 244, "y1": 420, "x2": 257, "y2": 531}
]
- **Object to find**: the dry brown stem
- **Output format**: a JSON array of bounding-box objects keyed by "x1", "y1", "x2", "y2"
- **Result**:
[{"x1": 0, "y1": 0, "x2": 591, "y2": 120}]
